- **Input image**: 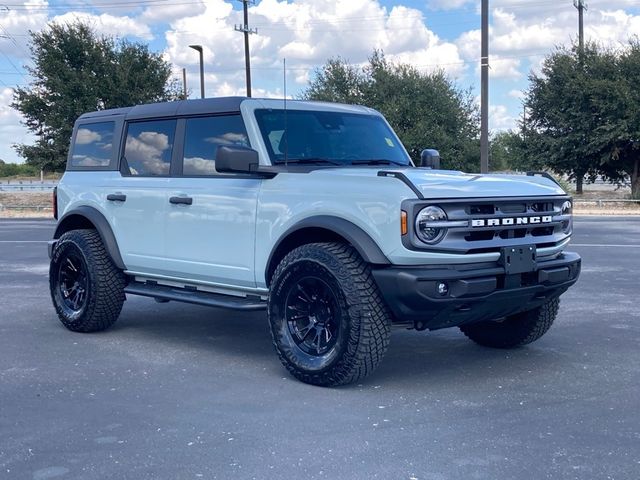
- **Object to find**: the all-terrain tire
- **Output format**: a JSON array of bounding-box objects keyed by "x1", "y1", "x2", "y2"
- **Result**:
[
  {"x1": 49, "y1": 229, "x2": 126, "y2": 332},
  {"x1": 459, "y1": 297, "x2": 560, "y2": 348},
  {"x1": 268, "y1": 242, "x2": 391, "y2": 387}
]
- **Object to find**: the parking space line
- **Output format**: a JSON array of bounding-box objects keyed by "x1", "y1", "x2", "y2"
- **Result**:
[
  {"x1": 571, "y1": 244, "x2": 640, "y2": 248},
  {"x1": 0, "y1": 240, "x2": 48, "y2": 243}
]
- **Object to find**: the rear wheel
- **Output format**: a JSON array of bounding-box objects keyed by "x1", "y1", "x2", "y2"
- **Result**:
[
  {"x1": 49, "y1": 229, "x2": 125, "y2": 332},
  {"x1": 268, "y1": 243, "x2": 391, "y2": 387},
  {"x1": 460, "y1": 298, "x2": 560, "y2": 348}
]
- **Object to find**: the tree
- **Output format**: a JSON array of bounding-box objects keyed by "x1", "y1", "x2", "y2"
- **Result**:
[
  {"x1": 302, "y1": 51, "x2": 480, "y2": 172},
  {"x1": 12, "y1": 22, "x2": 181, "y2": 171},
  {"x1": 524, "y1": 45, "x2": 608, "y2": 193},
  {"x1": 523, "y1": 42, "x2": 640, "y2": 197},
  {"x1": 589, "y1": 40, "x2": 640, "y2": 198},
  {"x1": 489, "y1": 130, "x2": 530, "y2": 172}
]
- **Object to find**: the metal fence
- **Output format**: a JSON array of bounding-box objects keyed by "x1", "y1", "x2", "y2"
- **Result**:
[
  {"x1": 0, "y1": 205, "x2": 53, "y2": 211},
  {"x1": 0, "y1": 181, "x2": 58, "y2": 192},
  {"x1": 574, "y1": 199, "x2": 640, "y2": 207}
]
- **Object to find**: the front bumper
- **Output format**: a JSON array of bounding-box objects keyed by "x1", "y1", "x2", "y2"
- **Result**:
[{"x1": 372, "y1": 251, "x2": 581, "y2": 330}]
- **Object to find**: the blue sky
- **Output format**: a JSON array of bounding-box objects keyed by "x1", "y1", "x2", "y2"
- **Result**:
[{"x1": 1, "y1": 0, "x2": 640, "y2": 164}]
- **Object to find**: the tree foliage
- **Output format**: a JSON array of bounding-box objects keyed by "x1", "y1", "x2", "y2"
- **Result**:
[
  {"x1": 524, "y1": 42, "x2": 640, "y2": 197},
  {"x1": 488, "y1": 130, "x2": 530, "y2": 172},
  {"x1": 302, "y1": 52, "x2": 480, "y2": 172},
  {"x1": 12, "y1": 22, "x2": 182, "y2": 171},
  {"x1": 0, "y1": 162, "x2": 39, "y2": 178}
]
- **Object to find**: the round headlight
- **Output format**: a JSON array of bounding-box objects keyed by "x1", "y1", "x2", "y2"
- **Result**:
[
  {"x1": 561, "y1": 201, "x2": 573, "y2": 234},
  {"x1": 415, "y1": 206, "x2": 447, "y2": 244}
]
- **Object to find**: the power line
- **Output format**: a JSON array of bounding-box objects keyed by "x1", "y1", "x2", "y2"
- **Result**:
[{"x1": 193, "y1": 51, "x2": 550, "y2": 76}]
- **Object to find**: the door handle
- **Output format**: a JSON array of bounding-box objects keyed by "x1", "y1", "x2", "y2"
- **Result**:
[
  {"x1": 169, "y1": 196, "x2": 193, "y2": 205},
  {"x1": 107, "y1": 193, "x2": 127, "y2": 202}
]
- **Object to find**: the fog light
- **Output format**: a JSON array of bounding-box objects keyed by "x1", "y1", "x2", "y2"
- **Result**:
[{"x1": 437, "y1": 282, "x2": 449, "y2": 296}]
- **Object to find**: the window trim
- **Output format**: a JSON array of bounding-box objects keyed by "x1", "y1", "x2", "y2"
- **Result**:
[
  {"x1": 120, "y1": 118, "x2": 178, "y2": 178},
  {"x1": 66, "y1": 118, "x2": 123, "y2": 172}
]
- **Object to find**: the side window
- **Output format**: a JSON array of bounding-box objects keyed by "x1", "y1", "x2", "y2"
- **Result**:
[
  {"x1": 124, "y1": 119, "x2": 176, "y2": 176},
  {"x1": 183, "y1": 115, "x2": 249, "y2": 176},
  {"x1": 70, "y1": 122, "x2": 115, "y2": 168}
]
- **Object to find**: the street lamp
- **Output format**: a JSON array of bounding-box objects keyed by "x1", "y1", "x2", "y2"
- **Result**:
[{"x1": 189, "y1": 44, "x2": 205, "y2": 99}]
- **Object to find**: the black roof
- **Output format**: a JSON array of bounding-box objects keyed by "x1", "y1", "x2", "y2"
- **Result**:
[{"x1": 77, "y1": 97, "x2": 247, "y2": 121}]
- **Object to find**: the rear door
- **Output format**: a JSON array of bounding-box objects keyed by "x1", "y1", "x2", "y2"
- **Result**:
[
  {"x1": 163, "y1": 114, "x2": 262, "y2": 288},
  {"x1": 106, "y1": 118, "x2": 177, "y2": 275}
]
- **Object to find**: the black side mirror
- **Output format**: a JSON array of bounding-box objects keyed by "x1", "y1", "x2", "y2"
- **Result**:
[
  {"x1": 216, "y1": 146, "x2": 260, "y2": 174},
  {"x1": 420, "y1": 149, "x2": 441, "y2": 169}
]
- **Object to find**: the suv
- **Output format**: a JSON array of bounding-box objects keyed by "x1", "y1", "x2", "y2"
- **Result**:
[{"x1": 48, "y1": 97, "x2": 581, "y2": 386}]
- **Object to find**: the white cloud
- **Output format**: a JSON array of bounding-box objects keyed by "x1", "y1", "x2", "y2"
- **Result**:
[
  {"x1": 0, "y1": 0, "x2": 49, "y2": 60},
  {"x1": 0, "y1": 87, "x2": 35, "y2": 164},
  {"x1": 489, "y1": 56, "x2": 522, "y2": 79},
  {"x1": 125, "y1": 131, "x2": 171, "y2": 175},
  {"x1": 426, "y1": 0, "x2": 471, "y2": 11},
  {"x1": 75, "y1": 128, "x2": 101, "y2": 145},
  {"x1": 470, "y1": 54, "x2": 522, "y2": 80},
  {"x1": 51, "y1": 12, "x2": 153, "y2": 40},
  {"x1": 164, "y1": 0, "x2": 468, "y2": 98},
  {"x1": 140, "y1": 0, "x2": 207, "y2": 23},
  {"x1": 508, "y1": 89, "x2": 525, "y2": 99},
  {"x1": 489, "y1": 104, "x2": 516, "y2": 131}
]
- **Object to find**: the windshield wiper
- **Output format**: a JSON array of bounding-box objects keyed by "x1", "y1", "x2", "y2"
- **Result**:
[
  {"x1": 350, "y1": 159, "x2": 407, "y2": 166},
  {"x1": 284, "y1": 158, "x2": 342, "y2": 166}
]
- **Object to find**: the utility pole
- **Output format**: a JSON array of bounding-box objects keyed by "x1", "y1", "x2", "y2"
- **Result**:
[
  {"x1": 480, "y1": 0, "x2": 489, "y2": 174},
  {"x1": 574, "y1": 0, "x2": 587, "y2": 58},
  {"x1": 235, "y1": 0, "x2": 257, "y2": 97},
  {"x1": 574, "y1": 0, "x2": 587, "y2": 194}
]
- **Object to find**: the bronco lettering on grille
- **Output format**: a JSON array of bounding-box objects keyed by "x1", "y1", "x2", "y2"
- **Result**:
[{"x1": 471, "y1": 216, "x2": 553, "y2": 228}]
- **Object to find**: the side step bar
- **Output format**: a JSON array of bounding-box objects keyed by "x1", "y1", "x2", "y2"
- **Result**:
[{"x1": 124, "y1": 282, "x2": 267, "y2": 311}]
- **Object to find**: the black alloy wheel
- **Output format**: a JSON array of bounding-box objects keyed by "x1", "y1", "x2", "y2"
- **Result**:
[
  {"x1": 285, "y1": 276, "x2": 341, "y2": 356},
  {"x1": 56, "y1": 250, "x2": 89, "y2": 315}
]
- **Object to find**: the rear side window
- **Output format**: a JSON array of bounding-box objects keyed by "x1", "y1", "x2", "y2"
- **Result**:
[
  {"x1": 183, "y1": 115, "x2": 249, "y2": 176},
  {"x1": 70, "y1": 122, "x2": 115, "y2": 168},
  {"x1": 124, "y1": 119, "x2": 176, "y2": 176}
]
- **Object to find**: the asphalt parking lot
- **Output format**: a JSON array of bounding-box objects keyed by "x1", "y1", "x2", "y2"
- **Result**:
[{"x1": 1, "y1": 217, "x2": 639, "y2": 480}]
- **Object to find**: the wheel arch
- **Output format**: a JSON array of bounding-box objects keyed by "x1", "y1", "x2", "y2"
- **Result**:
[
  {"x1": 54, "y1": 206, "x2": 126, "y2": 270},
  {"x1": 265, "y1": 216, "x2": 390, "y2": 286}
]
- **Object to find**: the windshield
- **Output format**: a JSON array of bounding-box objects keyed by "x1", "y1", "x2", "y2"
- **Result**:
[{"x1": 254, "y1": 109, "x2": 412, "y2": 166}]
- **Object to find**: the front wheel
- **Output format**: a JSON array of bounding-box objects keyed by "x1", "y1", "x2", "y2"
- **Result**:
[
  {"x1": 460, "y1": 298, "x2": 560, "y2": 348},
  {"x1": 49, "y1": 229, "x2": 125, "y2": 332},
  {"x1": 268, "y1": 243, "x2": 391, "y2": 387}
]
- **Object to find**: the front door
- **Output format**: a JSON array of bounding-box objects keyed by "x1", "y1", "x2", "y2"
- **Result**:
[{"x1": 163, "y1": 114, "x2": 261, "y2": 288}]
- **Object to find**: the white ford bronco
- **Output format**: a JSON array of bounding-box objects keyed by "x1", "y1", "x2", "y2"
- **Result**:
[{"x1": 48, "y1": 97, "x2": 581, "y2": 386}]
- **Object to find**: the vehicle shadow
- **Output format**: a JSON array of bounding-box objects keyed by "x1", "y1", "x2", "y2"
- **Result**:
[
  {"x1": 114, "y1": 297, "x2": 570, "y2": 390},
  {"x1": 115, "y1": 297, "x2": 275, "y2": 358}
]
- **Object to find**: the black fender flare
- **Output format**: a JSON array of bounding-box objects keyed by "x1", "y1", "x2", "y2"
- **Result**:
[
  {"x1": 266, "y1": 216, "x2": 390, "y2": 283},
  {"x1": 54, "y1": 206, "x2": 126, "y2": 270}
]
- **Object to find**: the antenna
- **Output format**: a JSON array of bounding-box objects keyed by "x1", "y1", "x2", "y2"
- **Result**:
[{"x1": 284, "y1": 58, "x2": 288, "y2": 167}]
